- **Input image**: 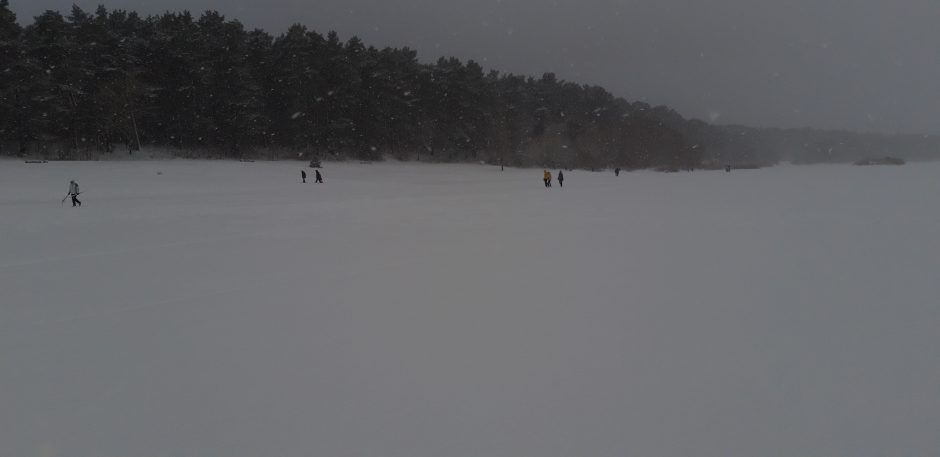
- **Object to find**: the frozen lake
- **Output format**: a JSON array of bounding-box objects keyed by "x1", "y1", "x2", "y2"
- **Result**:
[{"x1": 2, "y1": 159, "x2": 939, "y2": 457}]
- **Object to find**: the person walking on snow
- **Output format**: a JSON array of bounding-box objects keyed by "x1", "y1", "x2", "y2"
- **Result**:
[
  {"x1": 301, "y1": 170, "x2": 307, "y2": 183},
  {"x1": 68, "y1": 180, "x2": 81, "y2": 207},
  {"x1": 543, "y1": 169, "x2": 551, "y2": 187},
  {"x1": 315, "y1": 169, "x2": 323, "y2": 183},
  {"x1": 558, "y1": 170, "x2": 564, "y2": 188}
]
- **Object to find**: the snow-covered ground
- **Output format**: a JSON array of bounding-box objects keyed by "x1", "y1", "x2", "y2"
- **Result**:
[{"x1": 2, "y1": 159, "x2": 939, "y2": 457}]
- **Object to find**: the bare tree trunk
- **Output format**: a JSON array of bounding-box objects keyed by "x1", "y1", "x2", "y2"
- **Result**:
[
  {"x1": 67, "y1": 90, "x2": 79, "y2": 157},
  {"x1": 130, "y1": 111, "x2": 141, "y2": 153}
]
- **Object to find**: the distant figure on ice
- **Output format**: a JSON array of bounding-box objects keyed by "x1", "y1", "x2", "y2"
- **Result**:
[
  {"x1": 725, "y1": 165, "x2": 732, "y2": 172},
  {"x1": 557, "y1": 170, "x2": 564, "y2": 187},
  {"x1": 67, "y1": 180, "x2": 81, "y2": 207},
  {"x1": 615, "y1": 167, "x2": 621, "y2": 176},
  {"x1": 543, "y1": 169, "x2": 552, "y2": 187},
  {"x1": 301, "y1": 170, "x2": 307, "y2": 183},
  {"x1": 315, "y1": 169, "x2": 323, "y2": 183}
]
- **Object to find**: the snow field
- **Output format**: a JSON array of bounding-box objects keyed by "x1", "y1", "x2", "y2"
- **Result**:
[{"x1": 1, "y1": 159, "x2": 939, "y2": 457}]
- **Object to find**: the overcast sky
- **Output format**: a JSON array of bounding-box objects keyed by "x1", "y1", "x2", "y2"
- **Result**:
[{"x1": 11, "y1": 0, "x2": 940, "y2": 134}]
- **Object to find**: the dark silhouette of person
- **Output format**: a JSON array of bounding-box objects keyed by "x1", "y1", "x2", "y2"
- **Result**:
[
  {"x1": 558, "y1": 170, "x2": 564, "y2": 187},
  {"x1": 615, "y1": 167, "x2": 621, "y2": 176},
  {"x1": 68, "y1": 180, "x2": 82, "y2": 207},
  {"x1": 301, "y1": 170, "x2": 307, "y2": 183},
  {"x1": 315, "y1": 169, "x2": 323, "y2": 183}
]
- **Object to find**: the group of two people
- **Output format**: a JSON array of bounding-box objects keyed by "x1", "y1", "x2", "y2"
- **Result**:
[
  {"x1": 301, "y1": 169, "x2": 323, "y2": 183},
  {"x1": 543, "y1": 169, "x2": 564, "y2": 188}
]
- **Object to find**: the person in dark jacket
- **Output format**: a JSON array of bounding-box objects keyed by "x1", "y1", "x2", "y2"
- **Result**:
[
  {"x1": 558, "y1": 170, "x2": 564, "y2": 187},
  {"x1": 301, "y1": 170, "x2": 307, "y2": 183},
  {"x1": 315, "y1": 169, "x2": 323, "y2": 183}
]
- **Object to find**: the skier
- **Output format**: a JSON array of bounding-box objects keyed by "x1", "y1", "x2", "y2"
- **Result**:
[
  {"x1": 315, "y1": 169, "x2": 323, "y2": 183},
  {"x1": 301, "y1": 170, "x2": 307, "y2": 183},
  {"x1": 67, "y1": 180, "x2": 81, "y2": 207},
  {"x1": 558, "y1": 170, "x2": 564, "y2": 188},
  {"x1": 543, "y1": 169, "x2": 551, "y2": 187}
]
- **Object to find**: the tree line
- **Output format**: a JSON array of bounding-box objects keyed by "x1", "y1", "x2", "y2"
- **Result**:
[
  {"x1": 2, "y1": 2, "x2": 937, "y2": 168},
  {"x1": 0, "y1": 2, "x2": 703, "y2": 169}
]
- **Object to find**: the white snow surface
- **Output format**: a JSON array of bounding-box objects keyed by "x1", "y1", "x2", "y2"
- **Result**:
[{"x1": 2, "y1": 160, "x2": 939, "y2": 457}]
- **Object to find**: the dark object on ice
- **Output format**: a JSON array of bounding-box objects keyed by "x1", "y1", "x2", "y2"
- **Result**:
[
  {"x1": 725, "y1": 165, "x2": 732, "y2": 172},
  {"x1": 25, "y1": 160, "x2": 48, "y2": 164},
  {"x1": 309, "y1": 159, "x2": 322, "y2": 168},
  {"x1": 301, "y1": 170, "x2": 307, "y2": 183},
  {"x1": 239, "y1": 159, "x2": 255, "y2": 163},
  {"x1": 854, "y1": 157, "x2": 905, "y2": 166},
  {"x1": 614, "y1": 167, "x2": 620, "y2": 176},
  {"x1": 315, "y1": 170, "x2": 323, "y2": 183},
  {"x1": 558, "y1": 170, "x2": 564, "y2": 188}
]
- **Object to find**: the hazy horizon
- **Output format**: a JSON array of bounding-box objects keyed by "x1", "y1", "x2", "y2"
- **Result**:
[{"x1": 11, "y1": 0, "x2": 940, "y2": 136}]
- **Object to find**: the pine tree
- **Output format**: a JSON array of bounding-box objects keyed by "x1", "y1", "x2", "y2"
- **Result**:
[{"x1": 0, "y1": 0, "x2": 22, "y2": 153}]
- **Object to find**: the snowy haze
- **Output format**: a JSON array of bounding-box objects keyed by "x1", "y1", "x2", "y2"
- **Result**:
[
  {"x1": 11, "y1": 0, "x2": 940, "y2": 135},
  {"x1": 2, "y1": 160, "x2": 939, "y2": 457}
]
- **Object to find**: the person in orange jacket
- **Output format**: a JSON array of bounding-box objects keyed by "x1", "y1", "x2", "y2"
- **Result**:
[{"x1": 543, "y1": 169, "x2": 552, "y2": 187}]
